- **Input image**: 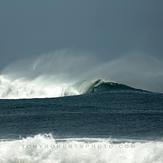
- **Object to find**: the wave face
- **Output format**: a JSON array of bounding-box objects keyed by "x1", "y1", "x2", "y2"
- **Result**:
[
  {"x1": 0, "y1": 134, "x2": 163, "y2": 163},
  {"x1": 80, "y1": 79, "x2": 140, "y2": 94}
]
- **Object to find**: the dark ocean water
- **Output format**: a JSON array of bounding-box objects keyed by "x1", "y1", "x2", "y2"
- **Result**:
[
  {"x1": 0, "y1": 90, "x2": 163, "y2": 162},
  {"x1": 0, "y1": 91, "x2": 163, "y2": 140}
]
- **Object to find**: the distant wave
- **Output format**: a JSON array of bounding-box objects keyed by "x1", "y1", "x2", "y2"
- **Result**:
[
  {"x1": 0, "y1": 75, "x2": 147, "y2": 99},
  {"x1": 0, "y1": 134, "x2": 163, "y2": 163}
]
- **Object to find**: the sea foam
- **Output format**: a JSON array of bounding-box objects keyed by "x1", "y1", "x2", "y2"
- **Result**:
[{"x1": 0, "y1": 134, "x2": 163, "y2": 163}]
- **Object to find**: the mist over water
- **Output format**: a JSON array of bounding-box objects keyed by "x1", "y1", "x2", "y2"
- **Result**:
[
  {"x1": 0, "y1": 50, "x2": 100, "y2": 99},
  {"x1": 0, "y1": 49, "x2": 163, "y2": 99}
]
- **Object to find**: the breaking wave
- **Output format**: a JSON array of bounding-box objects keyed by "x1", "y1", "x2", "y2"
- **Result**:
[
  {"x1": 0, "y1": 74, "x2": 73, "y2": 99},
  {"x1": 0, "y1": 74, "x2": 145, "y2": 99},
  {"x1": 0, "y1": 50, "x2": 100, "y2": 99},
  {"x1": 0, "y1": 134, "x2": 163, "y2": 163},
  {"x1": 1, "y1": 50, "x2": 162, "y2": 99},
  {"x1": 0, "y1": 75, "x2": 78, "y2": 99}
]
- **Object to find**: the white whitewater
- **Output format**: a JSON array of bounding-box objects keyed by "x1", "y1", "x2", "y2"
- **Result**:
[
  {"x1": 0, "y1": 134, "x2": 163, "y2": 163},
  {"x1": 0, "y1": 75, "x2": 80, "y2": 99},
  {"x1": 0, "y1": 75, "x2": 109, "y2": 99}
]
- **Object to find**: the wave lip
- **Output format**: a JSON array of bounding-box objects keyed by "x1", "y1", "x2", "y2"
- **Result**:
[{"x1": 0, "y1": 134, "x2": 163, "y2": 163}]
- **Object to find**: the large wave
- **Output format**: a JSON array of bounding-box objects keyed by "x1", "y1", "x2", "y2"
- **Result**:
[
  {"x1": 0, "y1": 134, "x2": 163, "y2": 163},
  {"x1": 0, "y1": 50, "x2": 100, "y2": 99},
  {"x1": 1, "y1": 50, "x2": 163, "y2": 99},
  {"x1": 0, "y1": 74, "x2": 144, "y2": 99}
]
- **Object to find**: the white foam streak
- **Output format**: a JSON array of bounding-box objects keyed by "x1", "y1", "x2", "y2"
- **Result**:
[{"x1": 0, "y1": 134, "x2": 163, "y2": 163}]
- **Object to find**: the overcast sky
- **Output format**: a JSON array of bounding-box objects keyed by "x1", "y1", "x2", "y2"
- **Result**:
[{"x1": 0, "y1": 0, "x2": 163, "y2": 91}]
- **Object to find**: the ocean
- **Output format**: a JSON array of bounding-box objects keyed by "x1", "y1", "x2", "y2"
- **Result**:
[{"x1": 0, "y1": 88, "x2": 163, "y2": 163}]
